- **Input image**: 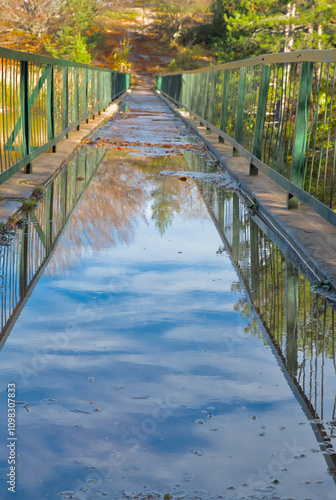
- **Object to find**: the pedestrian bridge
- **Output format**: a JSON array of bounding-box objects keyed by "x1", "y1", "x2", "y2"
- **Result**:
[{"x1": 0, "y1": 46, "x2": 336, "y2": 497}]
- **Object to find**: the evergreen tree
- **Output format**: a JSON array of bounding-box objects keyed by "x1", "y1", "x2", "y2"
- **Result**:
[
  {"x1": 45, "y1": 0, "x2": 99, "y2": 63},
  {"x1": 208, "y1": 0, "x2": 336, "y2": 62}
]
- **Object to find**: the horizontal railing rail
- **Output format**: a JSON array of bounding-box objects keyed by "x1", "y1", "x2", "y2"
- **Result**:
[
  {"x1": 157, "y1": 49, "x2": 336, "y2": 227},
  {"x1": 0, "y1": 47, "x2": 130, "y2": 185}
]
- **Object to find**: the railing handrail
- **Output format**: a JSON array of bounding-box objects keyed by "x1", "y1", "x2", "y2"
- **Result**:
[
  {"x1": 0, "y1": 45, "x2": 130, "y2": 73},
  {"x1": 160, "y1": 48, "x2": 336, "y2": 75}
]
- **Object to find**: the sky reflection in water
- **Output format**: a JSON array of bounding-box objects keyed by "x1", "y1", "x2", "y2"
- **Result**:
[{"x1": 0, "y1": 152, "x2": 335, "y2": 500}]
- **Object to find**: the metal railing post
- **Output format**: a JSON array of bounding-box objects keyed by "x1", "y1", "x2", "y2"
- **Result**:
[
  {"x1": 74, "y1": 67, "x2": 80, "y2": 129},
  {"x1": 288, "y1": 61, "x2": 314, "y2": 208},
  {"x1": 20, "y1": 61, "x2": 31, "y2": 173},
  {"x1": 85, "y1": 68, "x2": 89, "y2": 123}
]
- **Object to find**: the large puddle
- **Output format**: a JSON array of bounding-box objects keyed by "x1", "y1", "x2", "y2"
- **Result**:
[{"x1": 0, "y1": 143, "x2": 335, "y2": 500}]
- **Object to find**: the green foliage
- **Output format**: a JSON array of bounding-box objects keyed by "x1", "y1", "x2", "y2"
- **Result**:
[
  {"x1": 21, "y1": 198, "x2": 39, "y2": 211},
  {"x1": 63, "y1": 0, "x2": 99, "y2": 33},
  {"x1": 109, "y1": 37, "x2": 131, "y2": 72},
  {"x1": 44, "y1": 0, "x2": 99, "y2": 63},
  {"x1": 46, "y1": 31, "x2": 92, "y2": 63},
  {"x1": 201, "y1": 0, "x2": 336, "y2": 62},
  {"x1": 166, "y1": 58, "x2": 182, "y2": 73},
  {"x1": 32, "y1": 186, "x2": 45, "y2": 199}
]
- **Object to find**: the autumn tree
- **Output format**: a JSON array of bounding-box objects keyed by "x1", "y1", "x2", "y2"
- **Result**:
[
  {"x1": 154, "y1": 0, "x2": 211, "y2": 41},
  {"x1": 0, "y1": 0, "x2": 62, "y2": 51}
]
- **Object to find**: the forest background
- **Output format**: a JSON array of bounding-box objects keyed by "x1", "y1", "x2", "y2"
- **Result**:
[{"x1": 0, "y1": 0, "x2": 335, "y2": 81}]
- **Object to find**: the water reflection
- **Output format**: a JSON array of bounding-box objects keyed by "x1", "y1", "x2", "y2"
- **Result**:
[
  {"x1": 0, "y1": 146, "x2": 105, "y2": 351},
  {"x1": 48, "y1": 154, "x2": 206, "y2": 276},
  {"x1": 0, "y1": 147, "x2": 335, "y2": 498},
  {"x1": 185, "y1": 150, "x2": 336, "y2": 476}
]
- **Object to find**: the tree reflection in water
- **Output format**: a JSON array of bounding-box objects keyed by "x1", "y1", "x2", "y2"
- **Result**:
[{"x1": 46, "y1": 153, "x2": 206, "y2": 277}]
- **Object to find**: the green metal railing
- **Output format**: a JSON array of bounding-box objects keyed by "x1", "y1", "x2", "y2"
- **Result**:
[
  {"x1": 158, "y1": 49, "x2": 336, "y2": 227},
  {"x1": 0, "y1": 47, "x2": 130, "y2": 184}
]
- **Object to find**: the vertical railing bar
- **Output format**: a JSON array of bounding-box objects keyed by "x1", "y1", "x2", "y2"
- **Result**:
[
  {"x1": 274, "y1": 64, "x2": 284, "y2": 172},
  {"x1": 284, "y1": 64, "x2": 297, "y2": 176},
  {"x1": 251, "y1": 64, "x2": 271, "y2": 175},
  {"x1": 201, "y1": 71, "x2": 209, "y2": 122},
  {"x1": 275, "y1": 62, "x2": 288, "y2": 172},
  {"x1": 16, "y1": 60, "x2": 21, "y2": 164},
  {"x1": 280, "y1": 63, "x2": 291, "y2": 174},
  {"x1": 219, "y1": 69, "x2": 229, "y2": 143},
  {"x1": 0, "y1": 58, "x2": 5, "y2": 173},
  {"x1": 267, "y1": 64, "x2": 279, "y2": 166},
  {"x1": 207, "y1": 69, "x2": 216, "y2": 128},
  {"x1": 3, "y1": 59, "x2": 9, "y2": 171},
  {"x1": 324, "y1": 63, "x2": 335, "y2": 207},
  {"x1": 308, "y1": 64, "x2": 323, "y2": 194},
  {"x1": 264, "y1": 64, "x2": 274, "y2": 166},
  {"x1": 320, "y1": 64, "x2": 331, "y2": 203},
  {"x1": 85, "y1": 68, "x2": 89, "y2": 123},
  {"x1": 234, "y1": 67, "x2": 247, "y2": 156},
  {"x1": 20, "y1": 60, "x2": 31, "y2": 173},
  {"x1": 330, "y1": 125, "x2": 336, "y2": 209},
  {"x1": 30, "y1": 64, "x2": 34, "y2": 152},
  {"x1": 9, "y1": 59, "x2": 14, "y2": 167}
]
